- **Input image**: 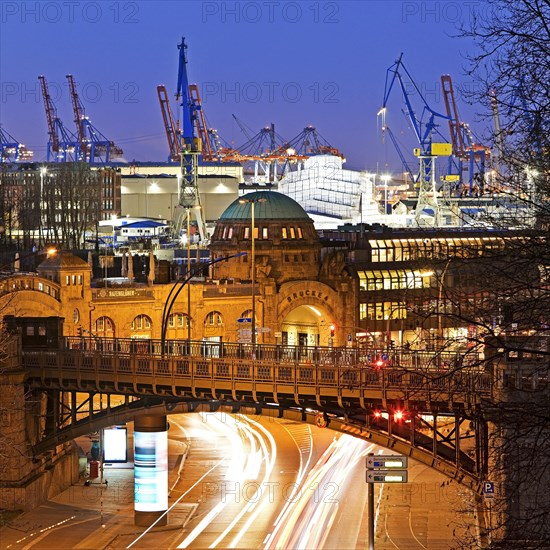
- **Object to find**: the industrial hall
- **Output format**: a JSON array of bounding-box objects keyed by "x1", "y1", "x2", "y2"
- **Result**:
[{"x1": 0, "y1": 190, "x2": 525, "y2": 351}]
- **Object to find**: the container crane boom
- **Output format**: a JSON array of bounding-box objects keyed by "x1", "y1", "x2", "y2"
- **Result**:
[
  {"x1": 38, "y1": 75, "x2": 59, "y2": 154},
  {"x1": 157, "y1": 84, "x2": 181, "y2": 162},
  {"x1": 232, "y1": 114, "x2": 254, "y2": 141},
  {"x1": 65, "y1": 74, "x2": 123, "y2": 164},
  {"x1": 441, "y1": 74, "x2": 490, "y2": 193},
  {"x1": 441, "y1": 75, "x2": 465, "y2": 157},
  {"x1": 189, "y1": 83, "x2": 214, "y2": 160},
  {"x1": 38, "y1": 75, "x2": 81, "y2": 162},
  {"x1": 66, "y1": 74, "x2": 86, "y2": 155}
]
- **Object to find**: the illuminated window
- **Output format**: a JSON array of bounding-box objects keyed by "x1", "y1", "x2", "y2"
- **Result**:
[
  {"x1": 205, "y1": 311, "x2": 223, "y2": 326},
  {"x1": 297, "y1": 227, "x2": 303, "y2": 238},
  {"x1": 168, "y1": 313, "x2": 190, "y2": 328},
  {"x1": 289, "y1": 227, "x2": 296, "y2": 239},
  {"x1": 244, "y1": 227, "x2": 250, "y2": 239},
  {"x1": 262, "y1": 227, "x2": 268, "y2": 239},
  {"x1": 95, "y1": 316, "x2": 115, "y2": 335},
  {"x1": 132, "y1": 315, "x2": 152, "y2": 330},
  {"x1": 282, "y1": 227, "x2": 288, "y2": 239}
]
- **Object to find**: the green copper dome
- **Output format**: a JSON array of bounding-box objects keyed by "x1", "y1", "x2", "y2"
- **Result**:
[{"x1": 220, "y1": 191, "x2": 310, "y2": 221}]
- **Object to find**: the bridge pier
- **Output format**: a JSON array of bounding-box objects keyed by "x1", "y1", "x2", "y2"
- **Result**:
[
  {"x1": 0, "y1": 370, "x2": 78, "y2": 511},
  {"x1": 134, "y1": 415, "x2": 168, "y2": 527}
]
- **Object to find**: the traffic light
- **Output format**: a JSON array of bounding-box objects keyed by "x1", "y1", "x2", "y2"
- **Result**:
[
  {"x1": 330, "y1": 325, "x2": 335, "y2": 338},
  {"x1": 77, "y1": 327, "x2": 82, "y2": 337}
]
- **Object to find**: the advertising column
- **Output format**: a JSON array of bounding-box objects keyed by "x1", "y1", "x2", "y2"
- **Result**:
[{"x1": 134, "y1": 415, "x2": 168, "y2": 526}]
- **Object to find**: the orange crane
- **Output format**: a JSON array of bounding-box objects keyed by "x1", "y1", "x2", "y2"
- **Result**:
[
  {"x1": 66, "y1": 74, "x2": 123, "y2": 163},
  {"x1": 441, "y1": 74, "x2": 491, "y2": 194},
  {"x1": 157, "y1": 85, "x2": 181, "y2": 162},
  {"x1": 38, "y1": 75, "x2": 81, "y2": 162}
]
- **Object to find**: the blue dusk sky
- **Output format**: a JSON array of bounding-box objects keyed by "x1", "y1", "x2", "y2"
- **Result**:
[{"x1": 1, "y1": 1, "x2": 491, "y2": 172}]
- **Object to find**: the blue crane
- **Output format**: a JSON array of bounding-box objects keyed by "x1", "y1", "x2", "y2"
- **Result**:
[
  {"x1": 174, "y1": 37, "x2": 206, "y2": 242},
  {"x1": 66, "y1": 75, "x2": 123, "y2": 164},
  {"x1": 38, "y1": 75, "x2": 81, "y2": 162},
  {"x1": 379, "y1": 54, "x2": 451, "y2": 224},
  {"x1": 0, "y1": 126, "x2": 32, "y2": 163}
]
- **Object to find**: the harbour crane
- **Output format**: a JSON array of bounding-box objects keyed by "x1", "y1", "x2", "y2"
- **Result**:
[
  {"x1": 282, "y1": 125, "x2": 344, "y2": 159},
  {"x1": 379, "y1": 54, "x2": 452, "y2": 225},
  {"x1": 66, "y1": 74, "x2": 123, "y2": 164},
  {"x1": 173, "y1": 37, "x2": 207, "y2": 243},
  {"x1": 441, "y1": 74, "x2": 490, "y2": 195},
  {"x1": 0, "y1": 126, "x2": 32, "y2": 162},
  {"x1": 157, "y1": 84, "x2": 181, "y2": 162},
  {"x1": 38, "y1": 75, "x2": 81, "y2": 162},
  {"x1": 230, "y1": 120, "x2": 304, "y2": 184}
]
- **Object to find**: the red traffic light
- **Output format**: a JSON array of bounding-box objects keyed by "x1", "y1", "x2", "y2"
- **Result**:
[{"x1": 330, "y1": 324, "x2": 335, "y2": 338}]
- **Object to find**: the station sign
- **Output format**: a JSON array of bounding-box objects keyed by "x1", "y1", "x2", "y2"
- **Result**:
[
  {"x1": 366, "y1": 455, "x2": 408, "y2": 470},
  {"x1": 237, "y1": 317, "x2": 252, "y2": 323},
  {"x1": 366, "y1": 470, "x2": 408, "y2": 484}
]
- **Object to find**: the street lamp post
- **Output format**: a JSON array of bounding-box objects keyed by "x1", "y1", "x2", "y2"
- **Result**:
[
  {"x1": 239, "y1": 197, "x2": 266, "y2": 347},
  {"x1": 160, "y1": 252, "x2": 247, "y2": 356}
]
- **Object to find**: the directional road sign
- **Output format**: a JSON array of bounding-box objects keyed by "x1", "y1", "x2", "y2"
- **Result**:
[
  {"x1": 237, "y1": 318, "x2": 252, "y2": 323},
  {"x1": 366, "y1": 455, "x2": 408, "y2": 470},
  {"x1": 366, "y1": 470, "x2": 408, "y2": 483}
]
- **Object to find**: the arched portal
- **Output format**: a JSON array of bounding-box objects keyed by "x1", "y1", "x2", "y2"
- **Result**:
[{"x1": 280, "y1": 304, "x2": 334, "y2": 348}]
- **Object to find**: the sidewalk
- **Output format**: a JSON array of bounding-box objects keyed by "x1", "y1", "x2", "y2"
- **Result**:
[{"x1": 1, "y1": 461, "x2": 194, "y2": 549}]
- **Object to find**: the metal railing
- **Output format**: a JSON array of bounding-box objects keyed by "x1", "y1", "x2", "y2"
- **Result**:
[{"x1": 22, "y1": 337, "x2": 492, "y2": 406}]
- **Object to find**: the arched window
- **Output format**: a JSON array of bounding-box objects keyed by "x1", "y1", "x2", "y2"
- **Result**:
[
  {"x1": 132, "y1": 314, "x2": 152, "y2": 330},
  {"x1": 95, "y1": 316, "x2": 115, "y2": 337},
  {"x1": 241, "y1": 309, "x2": 253, "y2": 320},
  {"x1": 205, "y1": 311, "x2": 223, "y2": 326},
  {"x1": 168, "y1": 312, "x2": 191, "y2": 330}
]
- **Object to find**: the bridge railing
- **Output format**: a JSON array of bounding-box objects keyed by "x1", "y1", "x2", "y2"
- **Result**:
[
  {"x1": 61, "y1": 336, "x2": 484, "y2": 373},
  {"x1": 22, "y1": 337, "x2": 492, "y2": 403}
]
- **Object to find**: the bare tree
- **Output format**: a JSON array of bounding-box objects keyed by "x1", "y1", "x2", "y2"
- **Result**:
[
  {"x1": 434, "y1": 3, "x2": 550, "y2": 545},
  {"x1": 461, "y1": 0, "x2": 550, "y2": 226}
]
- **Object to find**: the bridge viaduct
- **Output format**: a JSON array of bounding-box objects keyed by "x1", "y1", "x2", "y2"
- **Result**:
[{"x1": 1, "y1": 336, "x2": 548, "y2": 547}]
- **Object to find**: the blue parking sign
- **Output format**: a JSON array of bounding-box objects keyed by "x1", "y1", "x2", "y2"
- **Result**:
[{"x1": 483, "y1": 481, "x2": 495, "y2": 499}]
